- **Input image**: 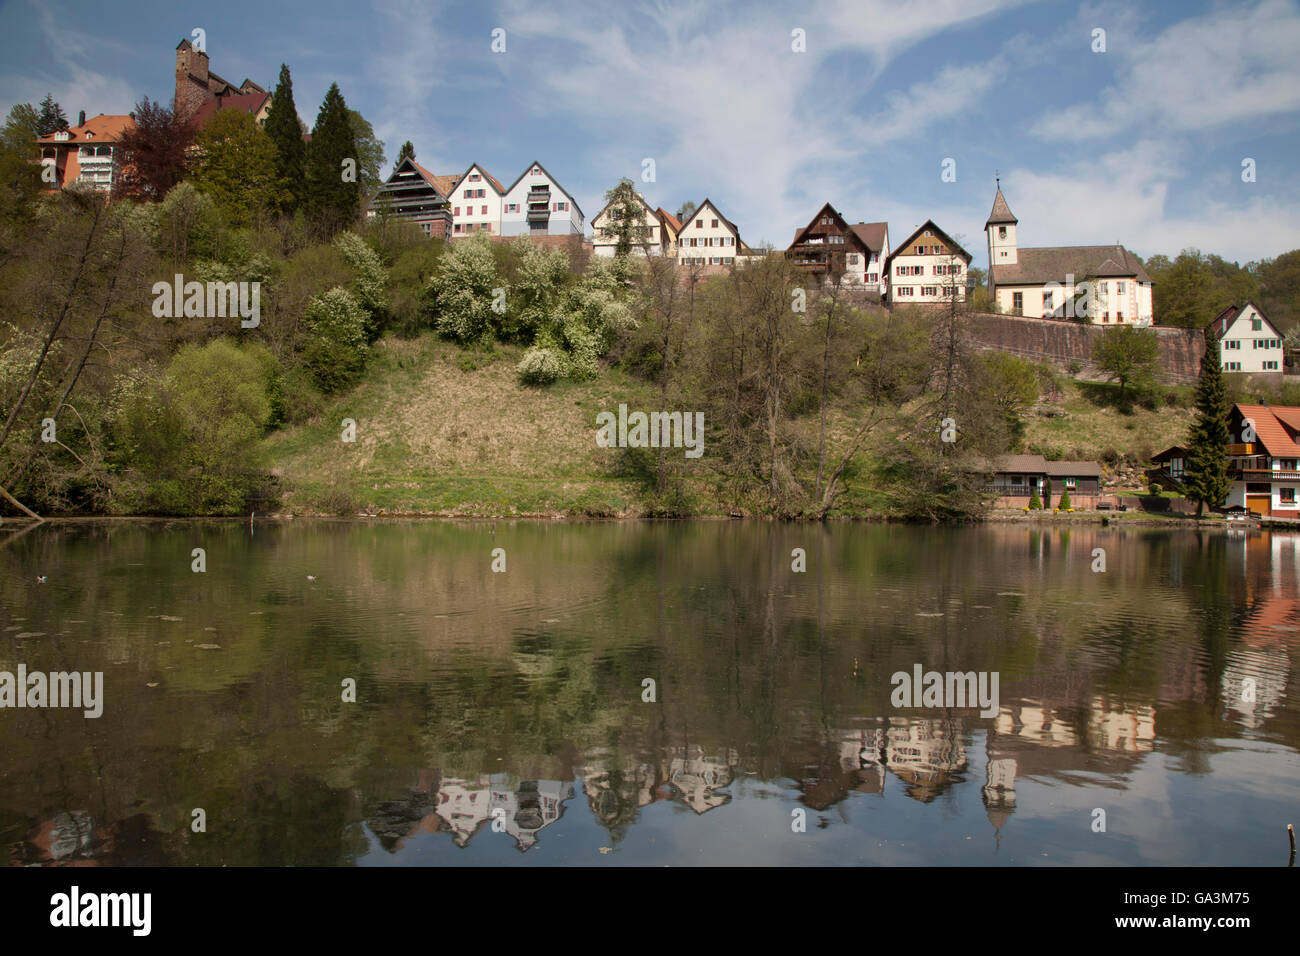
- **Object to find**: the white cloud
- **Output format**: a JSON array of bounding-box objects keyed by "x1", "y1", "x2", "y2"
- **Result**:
[{"x1": 1037, "y1": 0, "x2": 1300, "y2": 140}]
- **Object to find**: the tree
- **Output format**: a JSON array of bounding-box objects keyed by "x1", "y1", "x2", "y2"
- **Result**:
[
  {"x1": 1183, "y1": 334, "x2": 1231, "y2": 518},
  {"x1": 264, "y1": 64, "x2": 307, "y2": 215},
  {"x1": 36, "y1": 94, "x2": 68, "y2": 136},
  {"x1": 676, "y1": 200, "x2": 697, "y2": 222},
  {"x1": 1028, "y1": 484, "x2": 1042, "y2": 509},
  {"x1": 1093, "y1": 325, "x2": 1159, "y2": 403},
  {"x1": 0, "y1": 104, "x2": 43, "y2": 231},
  {"x1": 304, "y1": 83, "x2": 360, "y2": 234},
  {"x1": 979, "y1": 352, "x2": 1039, "y2": 447},
  {"x1": 601, "y1": 178, "x2": 652, "y2": 257},
  {"x1": 1057, "y1": 486, "x2": 1071, "y2": 510},
  {"x1": 345, "y1": 109, "x2": 386, "y2": 193},
  {"x1": 1255, "y1": 249, "x2": 1300, "y2": 330},
  {"x1": 113, "y1": 98, "x2": 192, "y2": 201},
  {"x1": 191, "y1": 109, "x2": 278, "y2": 227},
  {"x1": 396, "y1": 140, "x2": 415, "y2": 164},
  {"x1": 1146, "y1": 249, "x2": 1259, "y2": 327}
]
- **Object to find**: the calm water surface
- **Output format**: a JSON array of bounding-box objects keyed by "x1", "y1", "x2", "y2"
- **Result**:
[{"x1": 1, "y1": 520, "x2": 1297, "y2": 866}]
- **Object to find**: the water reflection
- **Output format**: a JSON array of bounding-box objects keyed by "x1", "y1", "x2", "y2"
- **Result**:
[{"x1": 1, "y1": 520, "x2": 1297, "y2": 865}]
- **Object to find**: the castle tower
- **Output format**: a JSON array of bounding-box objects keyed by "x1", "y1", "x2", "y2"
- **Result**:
[
  {"x1": 174, "y1": 38, "x2": 210, "y2": 122},
  {"x1": 985, "y1": 182, "x2": 1018, "y2": 268}
]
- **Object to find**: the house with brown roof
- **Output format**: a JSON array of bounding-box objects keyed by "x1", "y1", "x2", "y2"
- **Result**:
[
  {"x1": 1226, "y1": 403, "x2": 1300, "y2": 516},
  {"x1": 787, "y1": 203, "x2": 889, "y2": 291},
  {"x1": 36, "y1": 112, "x2": 135, "y2": 192},
  {"x1": 499, "y1": 161, "x2": 584, "y2": 237},
  {"x1": 983, "y1": 454, "x2": 1105, "y2": 509},
  {"x1": 449, "y1": 163, "x2": 506, "y2": 237},
  {"x1": 365, "y1": 156, "x2": 457, "y2": 239},
  {"x1": 174, "y1": 37, "x2": 267, "y2": 124},
  {"x1": 985, "y1": 185, "x2": 1153, "y2": 324},
  {"x1": 885, "y1": 220, "x2": 971, "y2": 306},
  {"x1": 1206, "y1": 303, "x2": 1285, "y2": 376},
  {"x1": 187, "y1": 90, "x2": 272, "y2": 131}
]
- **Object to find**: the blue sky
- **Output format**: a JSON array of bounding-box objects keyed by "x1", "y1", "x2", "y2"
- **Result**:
[{"x1": 2, "y1": 0, "x2": 1298, "y2": 268}]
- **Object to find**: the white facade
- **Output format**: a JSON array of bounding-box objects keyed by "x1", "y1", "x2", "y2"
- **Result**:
[
  {"x1": 500, "y1": 162, "x2": 584, "y2": 236},
  {"x1": 591, "y1": 191, "x2": 666, "y2": 257},
  {"x1": 887, "y1": 223, "x2": 969, "y2": 304},
  {"x1": 1213, "y1": 303, "x2": 1285, "y2": 373},
  {"x1": 450, "y1": 163, "x2": 504, "y2": 238},
  {"x1": 993, "y1": 278, "x2": 1154, "y2": 324},
  {"x1": 676, "y1": 199, "x2": 743, "y2": 266}
]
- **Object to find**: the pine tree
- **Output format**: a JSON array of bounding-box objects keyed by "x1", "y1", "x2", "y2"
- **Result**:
[
  {"x1": 36, "y1": 94, "x2": 68, "y2": 136},
  {"x1": 264, "y1": 64, "x2": 306, "y2": 215},
  {"x1": 397, "y1": 140, "x2": 415, "y2": 164},
  {"x1": 1184, "y1": 333, "x2": 1231, "y2": 517},
  {"x1": 304, "y1": 82, "x2": 360, "y2": 235}
]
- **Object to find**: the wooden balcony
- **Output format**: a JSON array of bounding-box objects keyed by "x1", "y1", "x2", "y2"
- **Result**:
[{"x1": 1227, "y1": 443, "x2": 1255, "y2": 455}]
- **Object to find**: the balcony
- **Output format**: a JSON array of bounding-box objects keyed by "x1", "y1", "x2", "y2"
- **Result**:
[
  {"x1": 1227, "y1": 443, "x2": 1256, "y2": 455},
  {"x1": 1228, "y1": 454, "x2": 1300, "y2": 481}
]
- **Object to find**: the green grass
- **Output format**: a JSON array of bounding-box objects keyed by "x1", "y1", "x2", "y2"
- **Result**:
[{"x1": 1022, "y1": 379, "x2": 1193, "y2": 464}]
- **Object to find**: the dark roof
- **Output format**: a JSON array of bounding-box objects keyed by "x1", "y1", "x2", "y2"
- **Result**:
[
  {"x1": 985, "y1": 454, "x2": 1102, "y2": 478},
  {"x1": 1205, "y1": 302, "x2": 1278, "y2": 339},
  {"x1": 501, "y1": 160, "x2": 584, "y2": 219},
  {"x1": 1042, "y1": 460, "x2": 1102, "y2": 479},
  {"x1": 986, "y1": 188, "x2": 1017, "y2": 226},
  {"x1": 788, "y1": 202, "x2": 869, "y2": 251},
  {"x1": 1152, "y1": 445, "x2": 1188, "y2": 462},
  {"x1": 990, "y1": 245, "x2": 1151, "y2": 286},
  {"x1": 451, "y1": 162, "x2": 506, "y2": 196},
  {"x1": 884, "y1": 220, "x2": 971, "y2": 270},
  {"x1": 849, "y1": 221, "x2": 889, "y2": 253},
  {"x1": 188, "y1": 91, "x2": 270, "y2": 129}
]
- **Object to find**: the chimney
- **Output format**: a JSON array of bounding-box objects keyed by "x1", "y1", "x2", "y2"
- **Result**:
[{"x1": 78, "y1": 109, "x2": 85, "y2": 127}]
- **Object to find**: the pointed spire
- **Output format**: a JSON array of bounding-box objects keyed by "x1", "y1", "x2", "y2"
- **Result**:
[{"x1": 986, "y1": 184, "x2": 1017, "y2": 227}]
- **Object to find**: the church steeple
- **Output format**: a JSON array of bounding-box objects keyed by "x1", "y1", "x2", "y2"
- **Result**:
[
  {"x1": 986, "y1": 179, "x2": 1018, "y2": 270},
  {"x1": 986, "y1": 178, "x2": 1017, "y2": 227}
]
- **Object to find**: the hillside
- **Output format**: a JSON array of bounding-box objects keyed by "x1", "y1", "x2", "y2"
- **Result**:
[{"x1": 260, "y1": 334, "x2": 1197, "y2": 517}]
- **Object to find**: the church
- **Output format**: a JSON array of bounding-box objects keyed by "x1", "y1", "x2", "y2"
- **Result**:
[{"x1": 985, "y1": 185, "x2": 1153, "y2": 324}]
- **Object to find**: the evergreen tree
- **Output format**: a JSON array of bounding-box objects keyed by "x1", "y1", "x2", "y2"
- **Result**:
[
  {"x1": 397, "y1": 140, "x2": 416, "y2": 164},
  {"x1": 36, "y1": 94, "x2": 68, "y2": 136},
  {"x1": 1183, "y1": 334, "x2": 1232, "y2": 517},
  {"x1": 304, "y1": 82, "x2": 360, "y2": 235},
  {"x1": 264, "y1": 64, "x2": 307, "y2": 215}
]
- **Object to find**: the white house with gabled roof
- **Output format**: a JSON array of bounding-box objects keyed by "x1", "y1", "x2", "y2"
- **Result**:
[
  {"x1": 500, "y1": 161, "x2": 584, "y2": 236},
  {"x1": 449, "y1": 163, "x2": 506, "y2": 238},
  {"x1": 676, "y1": 198, "x2": 746, "y2": 266},
  {"x1": 1206, "y1": 303, "x2": 1285, "y2": 374},
  {"x1": 886, "y1": 220, "x2": 971, "y2": 305}
]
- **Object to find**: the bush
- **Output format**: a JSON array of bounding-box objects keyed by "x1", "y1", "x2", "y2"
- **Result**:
[
  {"x1": 1067, "y1": 360, "x2": 1083, "y2": 375},
  {"x1": 301, "y1": 287, "x2": 370, "y2": 392},
  {"x1": 1029, "y1": 486, "x2": 1042, "y2": 510},
  {"x1": 1058, "y1": 488, "x2": 1072, "y2": 509},
  {"x1": 516, "y1": 346, "x2": 568, "y2": 385}
]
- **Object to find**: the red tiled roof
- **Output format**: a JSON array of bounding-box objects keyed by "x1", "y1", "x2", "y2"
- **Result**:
[
  {"x1": 1269, "y1": 406, "x2": 1300, "y2": 434},
  {"x1": 1236, "y1": 404, "x2": 1300, "y2": 457},
  {"x1": 656, "y1": 207, "x2": 683, "y2": 233},
  {"x1": 37, "y1": 113, "x2": 134, "y2": 144},
  {"x1": 188, "y1": 91, "x2": 271, "y2": 129}
]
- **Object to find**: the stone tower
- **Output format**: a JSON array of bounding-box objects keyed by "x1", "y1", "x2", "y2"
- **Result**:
[{"x1": 174, "y1": 38, "x2": 210, "y2": 122}]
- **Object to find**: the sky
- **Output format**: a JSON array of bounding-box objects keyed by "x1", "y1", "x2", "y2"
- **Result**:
[{"x1": 2, "y1": 0, "x2": 1298, "y2": 268}]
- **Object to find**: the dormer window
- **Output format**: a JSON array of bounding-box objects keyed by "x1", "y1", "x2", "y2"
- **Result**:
[{"x1": 54, "y1": 131, "x2": 69, "y2": 141}]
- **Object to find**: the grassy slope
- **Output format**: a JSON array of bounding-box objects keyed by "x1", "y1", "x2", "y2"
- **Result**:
[
  {"x1": 261, "y1": 335, "x2": 1196, "y2": 516},
  {"x1": 261, "y1": 334, "x2": 659, "y2": 515}
]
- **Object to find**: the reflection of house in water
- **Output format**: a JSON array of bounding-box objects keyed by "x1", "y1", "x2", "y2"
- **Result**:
[
  {"x1": 884, "y1": 718, "x2": 967, "y2": 802},
  {"x1": 668, "y1": 749, "x2": 738, "y2": 814},
  {"x1": 982, "y1": 756, "x2": 1017, "y2": 837},
  {"x1": 1223, "y1": 532, "x2": 1295, "y2": 730},
  {"x1": 580, "y1": 746, "x2": 738, "y2": 834},
  {"x1": 11, "y1": 810, "x2": 174, "y2": 866},
  {"x1": 430, "y1": 774, "x2": 574, "y2": 851}
]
